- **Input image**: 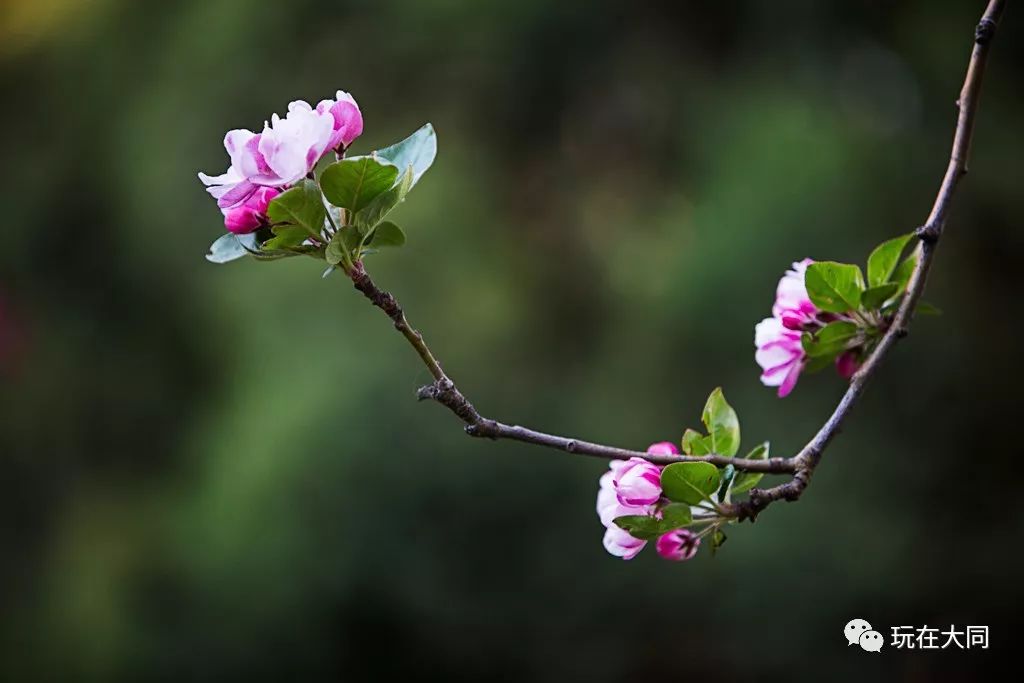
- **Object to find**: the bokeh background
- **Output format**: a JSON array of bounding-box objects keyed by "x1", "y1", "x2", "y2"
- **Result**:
[{"x1": 1, "y1": 0, "x2": 1021, "y2": 680}]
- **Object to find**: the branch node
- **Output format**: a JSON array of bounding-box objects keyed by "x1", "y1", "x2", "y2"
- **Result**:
[
  {"x1": 976, "y1": 17, "x2": 997, "y2": 45},
  {"x1": 914, "y1": 224, "x2": 940, "y2": 244}
]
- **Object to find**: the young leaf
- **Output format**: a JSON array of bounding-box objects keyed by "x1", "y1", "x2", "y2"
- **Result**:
[
  {"x1": 206, "y1": 232, "x2": 257, "y2": 264},
  {"x1": 661, "y1": 462, "x2": 721, "y2": 505},
  {"x1": 860, "y1": 282, "x2": 900, "y2": 310},
  {"x1": 266, "y1": 179, "x2": 326, "y2": 237},
  {"x1": 372, "y1": 123, "x2": 437, "y2": 188},
  {"x1": 867, "y1": 233, "x2": 913, "y2": 286},
  {"x1": 802, "y1": 320, "x2": 859, "y2": 358},
  {"x1": 660, "y1": 503, "x2": 693, "y2": 529},
  {"x1": 916, "y1": 301, "x2": 943, "y2": 316},
  {"x1": 701, "y1": 388, "x2": 740, "y2": 456},
  {"x1": 614, "y1": 504, "x2": 694, "y2": 540},
  {"x1": 892, "y1": 253, "x2": 918, "y2": 293},
  {"x1": 710, "y1": 528, "x2": 727, "y2": 557},
  {"x1": 320, "y1": 156, "x2": 399, "y2": 213},
  {"x1": 355, "y1": 166, "x2": 414, "y2": 232},
  {"x1": 367, "y1": 221, "x2": 406, "y2": 248},
  {"x1": 731, "y1": 442, "x2": 769, "y2": 495},
  {"x1": 802, "y1": 354, "x2": 835, "y2": 374},
  {"x1": 805, "y1": 262, "x2": 865, "y2": 313},
  {"x1": 613, "y1": 515, "x2": 665, "y2": 540},
  {"x1": 717, "y1": 464, "x2": 736, "y2": 500},
  {"x1": 325, "y1": 231, "x2": 348, "y2": 266},
  {"x1": 681, "y1": 428, "x2": 711, "y2": 456},
  {"x1": 262, "y1": 225, "x2": 312, "y2": 251}
]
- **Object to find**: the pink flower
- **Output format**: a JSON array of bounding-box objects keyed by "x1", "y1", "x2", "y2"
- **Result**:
[
  {"x1": 223, "y1": 186, "x2": 281, "y2": 234},
  {"x1": 596, "y1": 470, "x2": 653, "y2": 527},
  {"x1": 199, "y1": 96, "x2": 341, "y2": 214},
  {"x1": 772, "y1": 258, "x2": 817, "y2": 330},
  {"x1": 610, "y1": 457, "x2": 662, "y2": 506},
  {"x1": 316, "y1": 90, "x2": 364, "y2": 151},
  {"x1": 603, "y1": 525, "x2": 647, "y2": 560},
  {"x1": 755, "y1": 316, "x2": 805, "y2": 398},
  {"x1": 596, "y1": 442, "x2": 687, "y2": 560},
  {"x1": 655, "y1": 529, "x2": 701, "y2": 561},
  {"x1": 597, "y1": 459, "x2": 658, "y2": 560},
  {"x1": 646, "y1": 441, "x2": 680, "y2": 457}
]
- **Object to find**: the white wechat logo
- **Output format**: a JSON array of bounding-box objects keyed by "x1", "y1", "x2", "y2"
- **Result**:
[
  {"x1": 845, "y1": 618, "x2": 884, "y2": 651},
  {"x1": 845, "y1": 618, "x2": 872, "y2": 646},
  {"x1": 859, "y1": 630, "x2": 883, "y2": 652}
]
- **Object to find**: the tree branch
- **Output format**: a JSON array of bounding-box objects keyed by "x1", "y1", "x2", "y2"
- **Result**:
[
  {"x1": 348, "y1": 0, "x2": 1004, "y2": 512},
  {"x1": 722, "y1": 0, "x2": 1006, "y2": 521},
  {"x1": 349, "y1": 260, "x2": 792, "y2": 474}
]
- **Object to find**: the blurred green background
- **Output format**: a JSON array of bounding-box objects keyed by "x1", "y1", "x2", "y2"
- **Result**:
[{"x1": 1, "y1": 0, "x2": 1021, "y2": 680}]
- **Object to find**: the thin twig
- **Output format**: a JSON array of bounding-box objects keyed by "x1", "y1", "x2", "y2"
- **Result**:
[{"x1": 348, "y1": 260, "x2": 792, "y2": 474}]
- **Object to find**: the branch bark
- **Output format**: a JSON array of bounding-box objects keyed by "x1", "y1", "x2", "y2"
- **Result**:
[
  {"x1": 349, "y1": 261, "x2": 792, "y2": 474},
  {"x1": 348, "y1": 0, "x2": 1005, "y2": 516}
]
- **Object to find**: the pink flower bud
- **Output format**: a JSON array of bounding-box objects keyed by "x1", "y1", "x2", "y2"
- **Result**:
[
  {"x1": 835, "y1": 349, "x2": 861, "y2": 379},
  {"x1": 656, "y1": 529, "x2": 701, "y2": 561},
  {"x1": 223, "y1": 186, "x2": 281, "y2": 234},
  {"x1": 611, "y1": 457, "x2": 662, "y2": 506},
  {"x1": 646, "y1": 441, "x2": 680, "y2": 457},
  {"x1": 316, "y1": 91, "x2": 364, "y2": 151}
]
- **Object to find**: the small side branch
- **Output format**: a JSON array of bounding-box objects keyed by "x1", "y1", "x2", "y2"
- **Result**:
[{"x1": 721, "y1": 0, "x2": 1005, "y2": 521}]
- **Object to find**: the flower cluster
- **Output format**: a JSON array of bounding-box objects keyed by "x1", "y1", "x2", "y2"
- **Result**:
[
  {"x1": 754, "y1": 259, "x2": 860, "y2": 397},
  {"x1": 198, "y1": 91, "x2": 363, "y2": 234},
  {"x1": 596, "y1": 443, "x2": 701, "y2": 561}
]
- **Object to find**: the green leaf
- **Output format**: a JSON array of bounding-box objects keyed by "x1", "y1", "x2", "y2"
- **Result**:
[
  {"x1": 367, "y1": 221, "x2": 406, "y2": 248},
  {"x1": 861, "y1": 283, "x2": 900, "y2": 310},
  {"x1": 804, "y1": 262, "x2": 865, "y2": 313},
  {"x1": 613, "y1": 504, "x2": 693, "y2": 540},
  {"x1": 266, "y1": 179, "x2": 326, "y2": 237},
  {"x1": 372, "y1": 123, "x2": 437, "y2": 189},
  {"x1": 731, "y1": 442, "x2": 769, "y2": 495},
  {"x1": 802, "y1": 354, "x2": 835, "y2": 375},
  {"x1": 710, "y1": 528, "x2": 727, "y2": 557},
  {"x1": 892, "y1": 253, "x2": 918, "y2": 293},
  {"x1": 325, "y1": 231, "x2": 348, "y2": 266},
  {"x1": 612, "y1": 515, "x2": 665, "y2": 540},
  {"x1": 801, "y1": 320, "x2": 860, "y2": 358},
  {"x1": 661, "y1": 462, "x2": 721, "y2": 505},
  {"x1": 354, "y1": 166, "x2": 413, "y2": 232},
  {"x1": 262, "y1": 225, "x2": 312, "y2": 251},
  {"x1": 341, "y1": 225, "x2": 363, "y2": 252},
  {"x1": 206, "y1": 232, "x2": 257, "y2": 264},
  {"x1": 867, "y1": 233, "x2": 913, "y2": 287},
  {"x1": 701, "y1": 387, "x2": 740, "y2": 456},
  {"x1": 659, "y1": 503, "x2": 693, "y2": 529},
  {"x1": 717, "y1": 464, "x2": 735, "y2": 500},
  {"x1": 320, "y1": 156, "x2": 399, "y2": 213},
  {"x1": 916, "y1": 301, "x2": 942, "y2": 316},
  {"x1": 681, "y1": 428, "x2": 711, "y2": 456}
]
